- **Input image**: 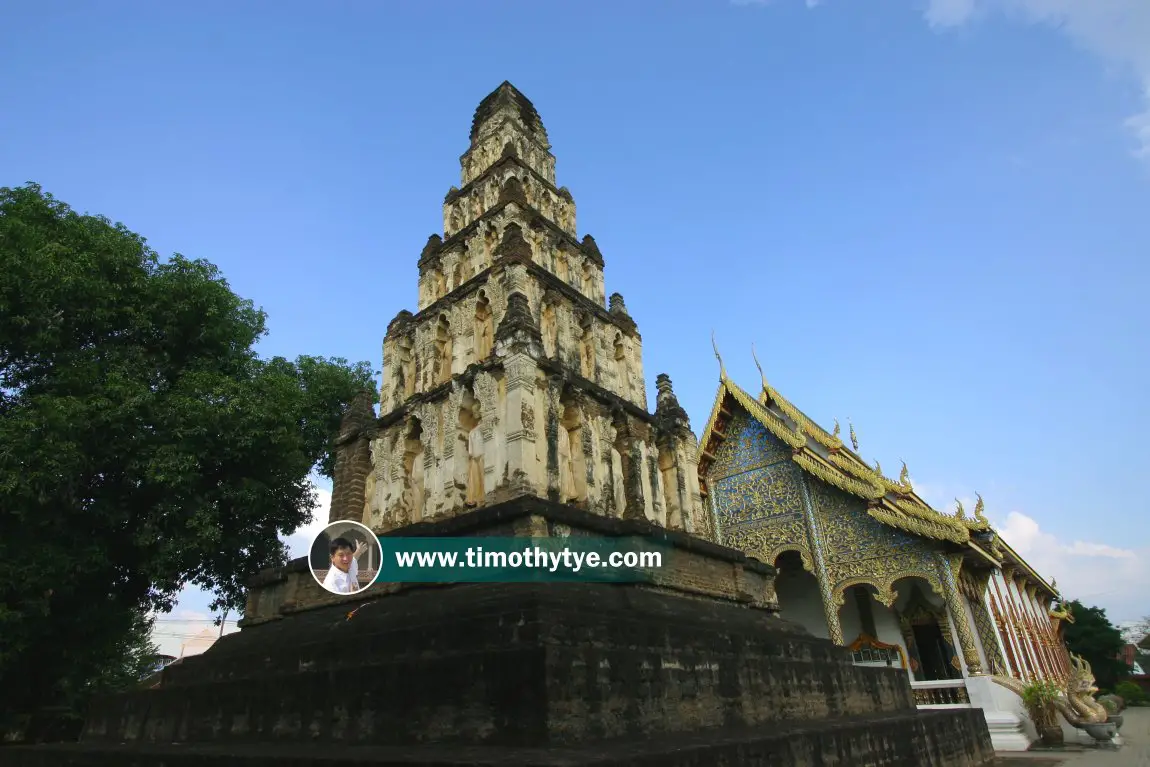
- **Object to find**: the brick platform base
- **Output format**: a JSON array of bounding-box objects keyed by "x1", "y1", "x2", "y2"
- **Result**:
[{"x1": 1, "y1": 497, "x2": 996, "y2": 767}]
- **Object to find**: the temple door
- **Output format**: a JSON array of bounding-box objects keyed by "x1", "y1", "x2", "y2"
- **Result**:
[{"x1": 899, "y1": 587, "x2": 962, "y2": 681}]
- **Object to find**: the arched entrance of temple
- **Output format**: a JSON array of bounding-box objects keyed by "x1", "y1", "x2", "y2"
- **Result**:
[
  {"x1": 837, "y1": 584, "x2": 907, "y2": 670},
  {"x1": 772, "y1": 550, "x2": 829, "y2": 640},
  {"x1": 893, "y1": 577, "x2": 961, "y2": 682}
]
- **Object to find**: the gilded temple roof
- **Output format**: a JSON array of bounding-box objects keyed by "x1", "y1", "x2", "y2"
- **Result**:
[{"x1": 695, "y1": 347, "x2": 1061, "y2": 599}]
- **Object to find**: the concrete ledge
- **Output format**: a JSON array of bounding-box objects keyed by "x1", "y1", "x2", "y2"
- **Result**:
[{"x1": 241, "y1": 495, "x2": 776, "y2": 628}]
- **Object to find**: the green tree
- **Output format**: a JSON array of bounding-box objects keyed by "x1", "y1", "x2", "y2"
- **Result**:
[
  {"x1": 1063, "y1": 600, "x2": 1130, "y2": 692},
  {"x1": 0, "y1": 183, "x2": 376, "y2": 731}
]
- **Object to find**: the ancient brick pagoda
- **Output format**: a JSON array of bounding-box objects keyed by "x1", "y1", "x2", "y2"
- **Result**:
[{"x1": 6, "y1": 82, "x2": 997, "y2": 766}]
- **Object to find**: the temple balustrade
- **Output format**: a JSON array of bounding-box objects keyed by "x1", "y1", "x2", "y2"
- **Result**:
[{"x1": 912, "y1": 680, "x2": 973, "y2": 709}]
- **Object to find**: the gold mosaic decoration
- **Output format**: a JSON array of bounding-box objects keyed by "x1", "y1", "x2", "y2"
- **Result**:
[
  {"x1": 697, "y1": 359, "x2": 1060, "y2": 665},
  {"x1": 725, "y1": 522, "x2": 813, "y2": 573},
  {"x1": 700, "y1": 372, "x2": 973, "y2": 547},
  {"x1": 960, "y1": 570, "x2": 1007, "y2": 675}
]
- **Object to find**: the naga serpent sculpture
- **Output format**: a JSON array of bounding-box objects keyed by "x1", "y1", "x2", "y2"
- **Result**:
[{"x1": 992, "y1": 654, "x2": 1110, "y2": 728}]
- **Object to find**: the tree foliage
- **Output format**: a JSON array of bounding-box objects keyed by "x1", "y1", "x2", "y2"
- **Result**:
[
  {"x1": 0, "y1": 184, "x2": 376, "y2": 725},
  {"x1": 1063, "y1": 600, "x2": 1130, "y2": 692}
]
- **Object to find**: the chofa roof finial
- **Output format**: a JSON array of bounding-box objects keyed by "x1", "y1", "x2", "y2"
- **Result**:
[
  {"x1": 751, "y1": 342, "x2": 768, "y2": 392},
  {"x1": 849, "y1": 420, "x2": 859, "y2": 451},
  {"x1": 711, "y1": 330, "x2": 727, "y2": 381}
]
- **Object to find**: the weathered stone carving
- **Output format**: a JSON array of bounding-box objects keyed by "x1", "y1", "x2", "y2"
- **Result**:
[
  {"x1": 540, "y1": 299, "x2": 558, "y2": 358},
  {"x1": 474, "y1": 293, "x2": 493, "y2": 361},
  {"x1": 578, "y1": 320, "x2": 596, "y2": 379},
  {"x1": 466, "y1": 423, "x2": 484, "y2": 506},
  {"x1": 356, "y1": 82, "x2": 704, "y2": 535},
  {"x1": 435, "y1": 315, "x2": 453, "y2": 384},
  {"x1": 403, "y1": 419, "x2": 425, "y2": 523}
]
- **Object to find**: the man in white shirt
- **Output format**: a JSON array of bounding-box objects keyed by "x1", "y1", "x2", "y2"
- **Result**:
[{"x1": 321, "y1": 536, "x2": 369, "y2": 594}]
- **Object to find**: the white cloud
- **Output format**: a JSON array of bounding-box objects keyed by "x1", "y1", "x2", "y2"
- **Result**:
[
  {"x1": 923, "y1": 0, "x2": 1150, "y2": 161},
  {"x1": 925, "y1": 0, "x2": 978, "y2": 28},
  {"x1": 908, "y1": 481, "x2": 1148, "y2": 623},
  {"x1": 995, "y1": 510, "x2": 1150, "y2": 623}
]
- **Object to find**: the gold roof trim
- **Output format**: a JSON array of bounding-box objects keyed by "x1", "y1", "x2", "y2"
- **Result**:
[
  {"x1": 793, "y1": 450, "x2": 884, "y2": 500},
  {"x1": 965, "y1": 539, "x2": 1002, "y2": 566},
  {"x1": 726, "y1": 382, "x2": 808, "y2": 451},
  {"x1": 696, "y1": 373, "x2": 972, "y2": 546},
  {"x1": 996, "y1": 537, "x2": 1059, "y2": 598},
  {"x1": 761, "y1": 386, "x2": 844, "y2": 451},
  {"x1": 963, "y1": 493, "x2": 992, "y2": 532},
  {"x1": 891, "y1": 497, "x2": 970, "y2": 542},
  {"x1": 827, "y1": 450, "x2": 917, "y2": 500},
  {"x1": 697, "y1": 380, "x2": 730, "y2": 466},
  {"x1": 866, "y1": 504, "x2": 968, "y2": 545}
]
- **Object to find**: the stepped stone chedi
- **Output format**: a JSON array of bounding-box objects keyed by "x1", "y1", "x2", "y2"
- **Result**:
[
  {"x1": 5, "y1": 82, "x2": 996, "y2": 766},
  {"x1": 355, "y1": 80, "x2": 707, "y2": 534}
]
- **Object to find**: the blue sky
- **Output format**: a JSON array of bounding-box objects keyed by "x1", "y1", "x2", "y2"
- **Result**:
[{"x1": 4, "y1": 1, "x2": 1148, "y2": 649}]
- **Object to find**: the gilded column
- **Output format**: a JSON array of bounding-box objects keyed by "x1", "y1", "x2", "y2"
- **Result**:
[
  {"x1": 798, "y1": 474, "x2": 844, "y2": 645},
  {"x1": 941, "y1": 554, "x2": 983, "y2": 675}
]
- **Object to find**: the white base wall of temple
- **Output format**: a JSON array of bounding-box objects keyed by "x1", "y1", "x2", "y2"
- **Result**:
[{"x1": 965, "y1": 676, "x2": 1036, "y2": 752}]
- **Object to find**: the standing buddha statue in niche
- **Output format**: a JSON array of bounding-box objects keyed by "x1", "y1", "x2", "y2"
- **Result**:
[
  {"x1": 465, "y1": 423, "x2": 485, "y2": 506},
  {"x1": 558, "y1": 427, "x2": 577, "y2": 503},
  {"x1": 475, "y1": 301, "x2": 494, "y2": 361},
  {"x1": 540, "y1": 303, "x2": 558, "y2": 358},
  {"x1": 579, "y1": 325, "x2": 596, "y2": 379}
]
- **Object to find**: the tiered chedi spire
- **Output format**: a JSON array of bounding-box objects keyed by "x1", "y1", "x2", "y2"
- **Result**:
[{"x1": 345, "y1": 82, "x2": 708, "y2": 537}]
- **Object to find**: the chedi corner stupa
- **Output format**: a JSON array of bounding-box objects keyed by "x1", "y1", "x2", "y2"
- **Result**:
[{"x1": 7, "y1": 82, "x2": 996, "y2": 767}]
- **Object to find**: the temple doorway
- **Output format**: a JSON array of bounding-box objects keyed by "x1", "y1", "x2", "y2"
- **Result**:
[
  {"x1": 892, "y1": 578, "x2": 962, "y2": 682},
  {"x1": 911, "y1": 621, "x2": 956, "y2": 681}
]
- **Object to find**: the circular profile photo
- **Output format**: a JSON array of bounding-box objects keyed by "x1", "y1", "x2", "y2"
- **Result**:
[{"x1": 308, "y1": 520, "x2": 382, "y2": 596}]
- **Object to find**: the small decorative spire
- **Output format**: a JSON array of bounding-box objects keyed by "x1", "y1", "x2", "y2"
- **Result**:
[
  {"x1": 832, "y1": 419, "x2": 841, "y2": 438},
  {"x1": 419, "y1": 234, "x2": 443, "y2": 265},
  {"x1": 1051, "y1": 577, "x2": 1057, "y2": 590},
  {"x1": 494, "y1": 291, "x2": 543, "y2": 349},
  {"x1": 580, "y1": 235, "x2": 604, "y2": 266},
  {"x1": 899, "y1": 461, "x2": 910, "y2": 486},
  {"x1": 873, "y1": 459, "x2": 882, "y2": 476},
  {"x1": 654, "y1": 373, "x2": 691, "y2": 435},
  {"x1": 498, "y1": 176, "x2": 528, "y2": 205},
  {"x1": 954, "y1": 498, "x2": 966, "y2": 519},
  {"x1": 751, "y1": 343, "x2": 769, "y2": 393},
  {"x1": 711, "y1": 331, "x2": 727, "y2": 381},
  {"x1": 974, "y1": 493, "x2": 988, "y2": 523},
  {"x1": 849, "y1": 421, "x2": 859, "y2": 451},
  {"x1": 608, "y1": 292, "x2": 637, "y2": 334},
  {"x1": 493, "y1": 223, "x2": 532, "y2": 261}
]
